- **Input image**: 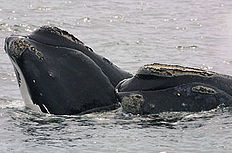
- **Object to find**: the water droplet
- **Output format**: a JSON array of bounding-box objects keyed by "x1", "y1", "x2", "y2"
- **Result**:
[
  {"x1": 33, "y1": 80, "x2": 36, "y2": 83},
  {"x1": 190, "y1": 18, "x2": 198, "y2": 21},
  {"x1": 1, "y1": 77, "x2": 7, "y2": 80},
  {"x1": 25, "y1": 28, "x2": 32, "y2": 32},
  {"x1": 83, "y1": 17, "x2": 90, "y2": 23},
  {"x1": 136, "y1": 40, "x2": 143, "y2": 44},
  {"x1": 223, "y1": 61, "x2": 230, "y2": 64},
  {"x1": 182, "y1": 27, "x2": 187, "y2": 30},
  {"x1": 65, "y1": 0, "x2": 72, "y2": 4},
  {"x1": 163, "y1": 18, "x2": 169, "y2": 22},
  {"x1": 197, "y1": 23, "x2": 202, "y2": 27},
  {"x1": 38, "y1": 7, "x2": 51, "y2": 11},
  {"x1": 48, "y1": 72, "x2": 54, "y2": 77},
  {"x1": 182, "y1": 103, "x2": 186, "y2": 107}
]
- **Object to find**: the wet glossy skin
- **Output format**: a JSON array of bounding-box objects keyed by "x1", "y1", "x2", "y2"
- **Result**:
[
  {"x1": 5, "y1": 26, "x2": 232, "y2": 115},
  {"x1": 5, "y1": 26, "x2": 132, "y2": 115},
  {"x1": 27, "y1": 26, "x2": 132, "y2": 87},
  {"x1": 116, "y1": 63, "x2": 232, "y2": 114}
]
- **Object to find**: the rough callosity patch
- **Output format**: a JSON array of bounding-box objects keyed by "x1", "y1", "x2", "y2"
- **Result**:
[
  {"x1": 36, "y1": 26, "x2": 84, "y2": 45},
  {"x1": 192, "y1": 85, "x2": 217, "y2": 94},
  {"x1": 34, "y1": 26, "x2": 96, "y2": 53},
  {"x1": 10, "y1": 38, "x2": 33, "y2": 57},
  {"x1": 10, "y1": 38, "x2": 44, "y2": 61},
  {"x1": 137, "y1": 63, "x2": 215, "y2": 77},
  {"x1": 121, "y1": 94, "x2": 144, "y2": 114}
]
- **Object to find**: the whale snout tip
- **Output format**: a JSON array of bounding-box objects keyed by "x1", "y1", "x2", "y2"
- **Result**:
[
  {"x1": 4, "y1": 36, "x2": 30, "y2": 59},
  {"x1": 4, "y1": 36, "x2": 17, "y2": 55}
]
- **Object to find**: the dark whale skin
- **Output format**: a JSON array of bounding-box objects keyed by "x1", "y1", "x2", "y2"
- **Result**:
[
  {"x1": 5, "y1": 27, "x2": 132, "y2": 114},
  {"x1": 5, "y1": 26, "x2": 232, "y2": 115},
  {"x1": 28, "y1": 26, "x2": 132, "y2": 87},
  {"x1": 116, "y1": 63, "x2": 232, "y2": 114}
]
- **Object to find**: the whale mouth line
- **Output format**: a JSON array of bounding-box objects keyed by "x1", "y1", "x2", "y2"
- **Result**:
[
  {"x1": 118, "y1": 85, "x2": 175, "y2": 93},
  {"x1": 116, "y1": 78, "x2": 177, "y2": 93}
]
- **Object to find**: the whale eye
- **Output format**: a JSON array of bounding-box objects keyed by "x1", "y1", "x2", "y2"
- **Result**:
[{"x1": 35, "y1": 51, "x2": 44, "y2": 61}]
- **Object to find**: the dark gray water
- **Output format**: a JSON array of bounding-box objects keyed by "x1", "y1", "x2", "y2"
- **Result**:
[{"x1": 1, "y1": 0, "x2": 232, "y2": 152}]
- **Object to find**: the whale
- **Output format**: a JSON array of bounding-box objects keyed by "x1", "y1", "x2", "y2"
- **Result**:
[
  {"x1": 4, "y1": 26, "x2": 132, "y2": 115},
  {"x1": 116, "y1": 63, "x2": 232, "y2": 114},
  {"x1": 4, "y1": 26, "x2": 232, "y2": 115}
]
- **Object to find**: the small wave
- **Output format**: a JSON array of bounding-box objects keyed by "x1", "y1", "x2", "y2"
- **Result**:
[
  {"x1": 0, "y1": 23, "x2": 36, "y2": 34},
  {"x1": 0, "y1": 97, "x2": 24, "y2": 109},
  {"x1": 176, "y1": 45, "x2": 198, "y2": 50}
]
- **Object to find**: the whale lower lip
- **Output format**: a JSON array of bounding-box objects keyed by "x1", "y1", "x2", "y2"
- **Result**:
[{"x1": 10, "y1": 58, "x2": 42, "y2": 112}]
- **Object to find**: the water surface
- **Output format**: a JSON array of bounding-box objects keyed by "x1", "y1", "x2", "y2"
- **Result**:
[{"x1": 1, "y1": 0, "x2": 232, "y2": 152}]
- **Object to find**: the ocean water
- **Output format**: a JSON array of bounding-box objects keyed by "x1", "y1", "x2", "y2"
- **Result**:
[{"x1": 1, "y1": 0, "x2": 232, "y2": 152}]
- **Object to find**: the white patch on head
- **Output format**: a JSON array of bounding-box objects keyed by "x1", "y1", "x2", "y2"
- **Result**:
[{"x1": 11, "y1": 60, "x2": 42, "y2": 113}]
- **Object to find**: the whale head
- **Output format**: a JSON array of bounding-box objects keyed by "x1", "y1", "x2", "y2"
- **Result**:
[{"x1": 5, "y1": 26, "x2": 118, "y2": 115}]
